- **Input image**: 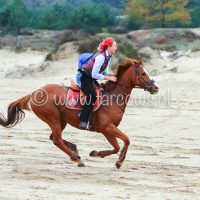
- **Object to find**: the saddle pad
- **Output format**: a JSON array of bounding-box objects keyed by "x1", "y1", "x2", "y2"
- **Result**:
[{"x1": 65, "y1": 88, "x2": 102, "y2": 111}]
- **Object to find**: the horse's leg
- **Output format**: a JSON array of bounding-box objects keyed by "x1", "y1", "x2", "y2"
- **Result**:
[
  {"x1": 50, "y1": 122, "x2": 85, "y2": 167},
  {"x1": 104, "y1": 123, "x2": 130, "y2": 169},
  {"x1": 30, "y1": 89, "x2": 82, "y2": 167},
  {"x1": 49, "y1": 122, "x2": 79, "y2": 155},
  {"x1": 89, "y1": 134, "x2": 120, "y2": 158},
  {"x1": 49, "y1": 133, "x2": 79, "y2": 155}
]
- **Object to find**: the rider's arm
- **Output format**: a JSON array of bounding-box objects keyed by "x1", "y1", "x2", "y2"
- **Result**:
[
  {"x1": 92, "y1": 54, "x2": 116, "y2": 82},
  {"x1": 91, "y1": 54, "x2": 105, "y2": 80}
]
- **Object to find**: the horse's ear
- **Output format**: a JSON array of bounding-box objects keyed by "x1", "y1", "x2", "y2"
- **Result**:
[
  {"x1": 125, "y1": 58, "x2": 135, "y2": 66},
  {"x1": 130, "y1": 58, "x2": 139, "y2": 67}
]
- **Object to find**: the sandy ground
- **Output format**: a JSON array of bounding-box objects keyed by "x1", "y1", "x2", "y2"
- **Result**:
[{"x1": 0, "y1": 48, "x2": 200, "y2": 200}]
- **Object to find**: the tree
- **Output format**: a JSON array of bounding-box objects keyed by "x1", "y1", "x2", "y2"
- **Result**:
[
  {"x1": 91, "y1": 0, "x2": 128, "y2": 12},
  {"x1": 7, "y1": 0, "x2": 29, "y2": 33},
  {"x1": 125, "y1": 0, "x2": 191, "y2": 28},
  {"x1": 28, "y1": 7, "x2": 65, "y2": 29},
  {"x1": 67, "y1": 2, "x2": 117, "y2": 34},
  {"x1": 187, "y1": 0, "x2": 200, "y2": 27},
  {"x1": 0, "y1": 0, "x2": 12, "y2": 27}
]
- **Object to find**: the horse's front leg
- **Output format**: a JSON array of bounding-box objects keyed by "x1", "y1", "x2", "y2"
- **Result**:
[
  {"x1": 89, "y1": 134, "x2": 120, "y2": 158},
  {"x1": 104, "y1": 123, "x2": 130, "y2": 169}
]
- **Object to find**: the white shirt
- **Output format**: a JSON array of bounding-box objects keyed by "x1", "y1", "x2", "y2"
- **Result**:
[{"x1": 91, "y1": 51, "x2": 111, "y2": 80}]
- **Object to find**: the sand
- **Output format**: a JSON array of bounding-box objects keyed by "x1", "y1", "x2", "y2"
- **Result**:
[{"x1": 0, "y1": 46, "x2": 200, "y2": 200}]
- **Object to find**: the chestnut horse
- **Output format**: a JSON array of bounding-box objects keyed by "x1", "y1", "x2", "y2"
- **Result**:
[{"x1": 0, "y1": 58, "x2": 159, "y2": 168}]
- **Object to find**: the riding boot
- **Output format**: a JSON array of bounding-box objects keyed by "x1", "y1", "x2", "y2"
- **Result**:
[
  {"x1": 79, "y1": 110, "x2": 92, "y2": 130},
  {"x1": 79, "y1": 121, "x2": 89, "y2": 130}
]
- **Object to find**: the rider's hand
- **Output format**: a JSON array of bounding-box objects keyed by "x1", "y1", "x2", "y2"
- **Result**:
[
  {"x1": 110, "y1": 76, "x2": 117, "y2": 82},
  {"x1": 104, "y1": 75, "x2": 117, "y2": 82},
  {"x1": 108, "y1": 76, "x2": 117, "y2": 82}
]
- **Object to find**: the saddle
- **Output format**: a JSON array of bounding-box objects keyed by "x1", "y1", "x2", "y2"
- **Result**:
[{"x1": 65, "y1": 80, "x2": 102, "y2": 111}]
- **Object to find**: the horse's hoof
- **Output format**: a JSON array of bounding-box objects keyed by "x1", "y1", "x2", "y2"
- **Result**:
[
  {"x1": 89, "y1": 150, "x2": 98, "y2": 157},
  {"x1": 115, "y1": 161, "x2": 122, "y2": 169},
  {"x1": 77, "y1": 162, "x2": 86, "y2": 167}
]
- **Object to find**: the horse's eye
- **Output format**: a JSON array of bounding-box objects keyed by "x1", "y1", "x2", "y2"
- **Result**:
[{"x1": 142, "y1": 72, "x2": 146, "y2": 76}]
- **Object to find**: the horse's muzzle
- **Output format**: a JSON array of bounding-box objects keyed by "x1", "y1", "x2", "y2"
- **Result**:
[
  {"x1": 145, "y1": 80, "x2": 159, "y2": 94},
  {"x1": 149, "y1": 86, "x2": 159, "y2": 94}
]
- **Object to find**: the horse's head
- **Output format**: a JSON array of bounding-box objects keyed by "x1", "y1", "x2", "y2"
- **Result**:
[
  {"x1": 103, "y1": 58, "x2": 159, "y2": 94},
  {"x1": 131, "y1": 58, "x2": 159, "y2": 94}
]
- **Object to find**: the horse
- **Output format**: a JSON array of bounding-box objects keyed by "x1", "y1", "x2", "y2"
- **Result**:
[{"x1": 0, "y1": 58, "x2": 159, "y2": 169}]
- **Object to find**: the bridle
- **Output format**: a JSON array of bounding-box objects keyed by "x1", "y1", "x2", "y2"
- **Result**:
[
  {"x1": 104, "y1": 62, "x2": 158, "y2": 112},
  {"x1": 132, "y1": 63, "x2": 156, "y2": 93}
]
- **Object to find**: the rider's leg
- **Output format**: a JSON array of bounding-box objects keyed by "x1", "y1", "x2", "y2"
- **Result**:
[{"x1": 79, "y1": 74, "x2": 97, "y2": 129}]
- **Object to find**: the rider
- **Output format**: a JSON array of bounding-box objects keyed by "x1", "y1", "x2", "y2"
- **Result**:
[{"x1": 76, "y1": 37, "x2": 117, "y2": 129}]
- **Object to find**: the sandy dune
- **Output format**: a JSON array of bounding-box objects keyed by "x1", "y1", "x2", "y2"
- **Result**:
[{"x1": 0, "y1": 47, "x2": 200, "y2": 200}]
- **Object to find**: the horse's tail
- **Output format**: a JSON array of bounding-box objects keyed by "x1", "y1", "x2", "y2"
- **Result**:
[{"x1": 0, "y1": 94, "x2": 31, "y2": 128}]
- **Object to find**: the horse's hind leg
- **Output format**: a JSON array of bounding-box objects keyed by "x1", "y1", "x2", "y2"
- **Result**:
[
  {"x1": 90, "y1": 134, "x2": 120, "y2": 158},
  {"x1": 49, "y1": 122, "x2": 79, "y2": 155},
  {"x1": 31, "y1": 100, "x2": 83, "y2": 166},
  {"x1": 50, "y1": 134, "x2": 79, "y2": 155},
  {"x1": 50, "y1": 122, "x2": 85, "y2": 167}
]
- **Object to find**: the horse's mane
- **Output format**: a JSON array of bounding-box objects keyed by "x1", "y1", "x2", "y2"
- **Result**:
[{"x1": 101, "y1": 58, "x2": 140, "y2": 92}]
